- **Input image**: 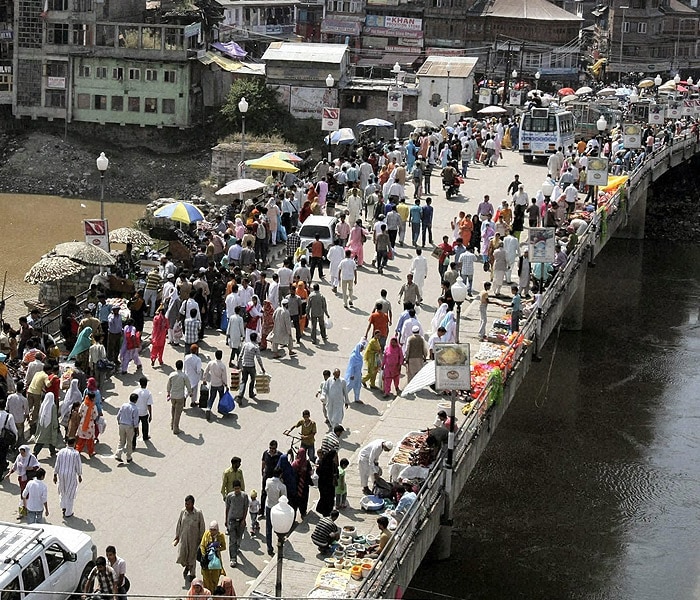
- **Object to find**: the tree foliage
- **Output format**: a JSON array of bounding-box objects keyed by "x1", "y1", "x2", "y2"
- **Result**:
[{"x1": 220, "y1": 78, "x2": 288, "y2": 136}]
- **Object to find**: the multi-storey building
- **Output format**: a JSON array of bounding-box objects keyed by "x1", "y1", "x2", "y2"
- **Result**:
[{"x1": 0, "y1": 0, "x2": 13, "y2": 107}]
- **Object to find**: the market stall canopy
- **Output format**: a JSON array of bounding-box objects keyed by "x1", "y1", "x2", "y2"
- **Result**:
[
  {"x1": 597, "y1": 87, "x2": 617, "y2": 97},
  {"x1": 358, "y1": 118, "x2": 393, "y2": 127},
  {"x1": 638, "y1": 78, "x2": 655, "y2": 88},
  {"x1": 108, "y1": 227, "x2": 154, "y2": 246},
  {"x1": 560, "y1": 94, "x2": 577, "y2": 103},
  {"x1": 439, "y1": 103, "x2": 471, "y2": 114},
  {"x1": 154, "y1": 201, "x2": 206, "y2": 224},
  {"x1": 324, "y1": 127, "x2": 356, "y2": 145},
  {"x1": 478, "y1": 105, "x2": 507, "y2": 115},
  {"x1": 575, "y1": 86, "x2": 593, "y2": 96},
  {"x1": 25, "y1": 256, "x2": 85, "y2": 284},
  {"x1": 402, "y1": 360, "x2": 436, "y2": 395},
  {"x1": 53, "y1": 241, "x2": 116, "y2": 266},
  {"x1": 404, "y1": 119, "x2": 438, "y2": 129},
  {"x1": 215, "y1": 178, "x2": 267, "y2": 196},
  {"x1": 558, "y1": 87, "x2": 575, "y2": 96},
  {"x1": 244, "y1": 156, "x2": 300, "y2": 173},
  {"x1": 260, "y1": 151, "x2": 303, "y2": 163}
]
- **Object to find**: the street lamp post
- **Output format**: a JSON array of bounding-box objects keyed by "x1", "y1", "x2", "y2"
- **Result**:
[
  {"x1": 325, "y1": 73, "x2": 335, "y2": 163},
  {"x1": 535, "y1": 70, "x2": 541, "y2": 90},
  {"x1": 654, "y1": 74, "x2": 662, "y2": 98},
  {"x1": 270, "y1": 495, "x2": 295, "y2": 598},
  {"x1": 96, "y1": 152, "x2": 109, "y2": 221},
  {"x1": 238, "y1": 96, "x2": 248, "y2": 174},
  {"x1": 618, "y1": 5, "x2": 629, "y2": 84},
  {"x1": 595, "y1": 115, "x2": 608, "y2": 210},
  {"x1": 392, "y1": 61, "x2": 402, "y2": 140}
]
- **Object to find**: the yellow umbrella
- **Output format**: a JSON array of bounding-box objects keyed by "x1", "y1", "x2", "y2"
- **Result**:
[
  {"x1": 244, "y1": 156, "x2": 299, "y2": 173},
  {"x1": 439, "y1": 103, "x2": 471, "y2": 114}
]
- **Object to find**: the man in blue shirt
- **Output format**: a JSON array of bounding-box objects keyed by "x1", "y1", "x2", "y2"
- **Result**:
[
  {"x1": 409, "y1": 200, "x2": 423, "y2": 246},
  {"x1": 421, "y1": 198, "x2": 434, "y2": 247},
  {"x1": 115, "y1": 393, "x2": 139, "y2": 463}
]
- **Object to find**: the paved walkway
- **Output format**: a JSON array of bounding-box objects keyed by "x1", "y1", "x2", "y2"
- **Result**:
[{"x1": 0, "y1": 149, "x2": 547, "y2": 598}]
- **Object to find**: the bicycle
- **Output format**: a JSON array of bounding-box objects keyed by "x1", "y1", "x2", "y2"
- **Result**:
[{"x1": 282, "y1": 429, "x2": 302, "y2": 459}]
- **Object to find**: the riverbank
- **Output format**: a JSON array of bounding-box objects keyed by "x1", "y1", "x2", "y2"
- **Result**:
[{"x1": 0, "y1": 130, "x2": 211, "y2": 202}]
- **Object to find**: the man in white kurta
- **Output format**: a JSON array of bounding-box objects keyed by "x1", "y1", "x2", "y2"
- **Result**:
[
  {"x1": 53, "y1": 438, "x2": 82, "y2": 518},
  {"x1": 183, "y1": 346, "x2": 203, "y2": 406},
  {"x1": 320, "y1": 369, "x2": 349, "y2": 429},
  {"x1": 358, "y1": 439, "x2": 394, "y2": 495},
  {"x1": 409, "y1": 249, "x2": 428, "y2": 295},
  {"x1": 326, "y1": 241, "x2": 346, "y2": 293}
]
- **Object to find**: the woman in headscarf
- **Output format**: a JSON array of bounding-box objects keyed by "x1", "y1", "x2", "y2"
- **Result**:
[
  {"x1": 276, "y1": 453, "x2": 298, "y2": 513},
  {"x1": 295, "y1": 281, "x2": 309, "y2": 332},
  {"x1": 406, "y1": 137, "x2": 418, "y2": 173},
  {"x1": 430, "y1": 297, "x2": 448, "y2": 334},
  {"x1": 244, "y1": 295, "x2": 262, "y2": 342},
  {"x1": 199, "y1": 522, "x2": 226, "y2": 593},
  {"x1": 187, "y1": 578, "x2": 211, "y2": 598},
  {"x1": 75, "y1": 391, "x2": 99, "y2": 457},
  {"x1": 345, "y1": 339, "x2": 367, "y2": 403},
  {"x1": 299, "y1": 199, "x2": 312, "y2": 224},
  {"x1": 439, "y1": 306, "x2": 457, "y2": 343},
  {"x1": 5, "y1": 445, "x2": 39, "y2": 517},
  {"x1": 151, "y1": 306, "x2": 169, "y2": 367},
  {"x1": 480, "y1": 218, "x2": 496, "y2": 259},
  {"x1": 315, "y1": 448, "x2": 338, "y2": 517},
  {"x1": 361, "y1": 330, "x2": 383, "y2": 389},
  {"x1": 259, "y1": 299, "x2": 275, "y2": 351},
  {"x1": 291, "y1": 448, "x2": 313, "y2": 518},
  {"x1": 33, "y1": 392, "x2": 59, "y2": 458},
  {"x1": 381, "y1": 336, "x2": 404, "y2": 398},
  {"x1": 60, "y1": 379, "x2": 82, "y2": 438},
  {"x1": 213, "y1": 575, "x2": 235, "y2": 599},
  {"x1": 346, "y1": 219, "x2": 371, "y2": 267},
  {"x1": 84, "y1": 377, "x2": 103, "y2": 416},
  {"x1": 67, "y1": 326, "x2": 93, "y2": 362},
  {"x1": 119, "y1": 317, "x2": 142, "y2": 375},
  {"x1": 234, "y1": 217, "x2": 246, "y2": 240},
  {"x1": 166, "y1": 285, "x2": 182, "y2": 345}
]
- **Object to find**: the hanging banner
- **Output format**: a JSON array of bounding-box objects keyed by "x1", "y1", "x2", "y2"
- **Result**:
[
  {"x1": 321, "y1": 107, "x2": 340, "y2": 131},
  {"x1": 682, "y1": 100, "x2": 694, "y2": 116},
  {"x1": 84, "y1": 219, "x2": 109, "y2": 252},
  {"x1": 586, "y1": 156, "x2": 609, "y2": 187},
  {"x1": 508, "y1": 90, "x2": 521, "y2": 106},
  {"x1": 478, "y1": 87, "x2": 492, "y2": 105},
  {"x1": 434, "y1": 343, "x2": 471, "y2": 391},
  {"x1": 666, "y1": 101, "x2": 681, "y2": 119},
  {"x1": 648, "y1": 105, "x2": 664, "y2": 125},
  {"x1": 623, "y1": 124, "x2": 641, "y2": 149},
  {"x1": 527, "y1": 227, "x2": 556, "y2": 264},
  {"x1": 387, "y1": 88, "x2": 403, "y2": 112}
]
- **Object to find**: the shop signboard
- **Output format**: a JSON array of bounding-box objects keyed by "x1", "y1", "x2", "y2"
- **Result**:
[
  {"x1": 478, "y1": 87, "x2": 491, "y2": 105},
  {"x1": 387, "y1": 87, "x2": 403, "y2": 112},
  {"x1": 434, "y1": 343, "x2": 471, "y2": 391},
  {"x1": 84, "y1": 219, "x2": 109, "y2": 252},
  {"x1": 648, "y1": 104, "x2": 664, "y2": 125},
  {"x1": 682, "y1": 100, "x2": 694, "y2": 116},
  {"x1": 527, "y1": 227, "x2": 556, "y2": 264},
  {"x1": 508, "y1": 90, "x2": 521, "y2": 106},
  {"x1": 623, "y1": 124, "x2": 641, "y2": 149},
  {"x1": 321, "y1": 107, "x2": 340, "y2": 131},
  {"x1": 586, "y1": 156, "x2": 609, "y2": 187},
  {"x1": 666, "y1": 101, "x2": 681, "y2": 119}
]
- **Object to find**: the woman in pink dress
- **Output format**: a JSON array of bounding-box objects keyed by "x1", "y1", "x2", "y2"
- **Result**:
[
  {"x1": 346, "y1": 220, "x2": 371, "y2": 266},
  {"x1": 150, "y1": 307, "x2": 169, "y2": 367},
  {"x1": 381, "y1": 336, "x2": 404, "y2": 398}
]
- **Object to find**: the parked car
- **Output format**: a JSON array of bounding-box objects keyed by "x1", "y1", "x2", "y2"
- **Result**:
[
  {"x1": 0, "y1": 522, "x2": 97, "y2": 600},
  {"x1": 298, "y1": 215, "x2": 338, "y2": 252}
]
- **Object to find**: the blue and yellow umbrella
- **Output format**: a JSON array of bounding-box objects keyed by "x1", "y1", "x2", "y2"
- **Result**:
[{"x1": 154, "y1": 201, "x2": 205, "y2": 225}]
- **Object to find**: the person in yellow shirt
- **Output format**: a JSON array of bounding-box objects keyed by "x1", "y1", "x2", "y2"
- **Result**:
[
  {"x1": 396, "y1": 199, "x2": 410, "y2": 246},
  {"x1": 220, "y1": 457, "x2": 245, "y2": 499},
  {"x1": 27, "y1": 365, "x2": 51, "y2": 435}
]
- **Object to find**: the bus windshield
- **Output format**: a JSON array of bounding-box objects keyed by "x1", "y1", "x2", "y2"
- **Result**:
[{"x1": 522, "y1": 115, "x2": 557, "y2": 132}]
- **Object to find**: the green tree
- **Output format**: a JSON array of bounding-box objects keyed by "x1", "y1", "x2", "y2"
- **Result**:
[{"x1": 220, "y1": 78, "x2": 288, "y2": 136}]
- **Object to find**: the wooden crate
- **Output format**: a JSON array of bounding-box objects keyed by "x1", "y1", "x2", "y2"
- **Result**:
[
  {"x1": 230, "y1": 369, "x2": 241, "y2": 389},
  {"x1": 255, "y1": 373, "x2": 271, "y2": 394}
]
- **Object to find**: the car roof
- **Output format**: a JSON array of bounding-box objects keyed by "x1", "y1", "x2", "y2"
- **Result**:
[{"x1": 299, "y1": 216, "x2": 336, "y2": 227}]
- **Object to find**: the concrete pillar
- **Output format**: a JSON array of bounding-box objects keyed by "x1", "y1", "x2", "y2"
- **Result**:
[
  {"x1": 561, "y1": 270, "x2": 586, "y2": 331},
  {"x1": 431, "y1": 523, "x2": 452, "y2": 560},
  {"x1": 615, "y1": 181, "x2": 648, "y2": 240}
]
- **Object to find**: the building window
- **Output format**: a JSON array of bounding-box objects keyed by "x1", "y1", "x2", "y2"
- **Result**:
[
  {"x1": 165, "y1": 28, "x2": 184, "y2": 50},
  {"x1": 128, "y1": 97, "x2": 140, "y2": 112},
  {"x1": 49, "y1": 0, "x2": 69, "y2": 9},
  {"x1": 46, "y1": 63, "x2": 66, "y2": 78},
  {"x1": 78, "y1": 64, "x2": 91, "y2": 78},
  {"x1": 144, "y1": 97, "x2": 157, "y2": 113},
  {"x1": 0, "y1": 74, "x2": 12, "y2": 93},
  {"x1": 73, "y1": 0, "x2": 93, "y2": 11},
  {"x1": 77, "y1": 93, "x2": 90, "y2": 108},
  {"x1": 118, "y1": 25, "x2": 139, "y2": 48},
  {"x1": 95, "y1": 24, "x2": 115, "y2": 46},
  {"x1": 96, "y1": 66, "x2": 107, "y2": 79},
  {"x1": 112, "y1": 67, "x2": 124, "y2": 80},
  {"x1": 145, "y1": 69, "x2": 158, "y2": 81},
  {"x1": 141, "y1": 27, "x2": 162, "y2": 49},
  {"x1": 128, "y1": 68, "x2": 140, "y2": 81},
  {"x1": 622, "y1": 21, "x2": 630, "y2": 33},
  {"x1": 94, "y1": 94, "x2": 107, "y2": 110},
  {"x1": 111, "y1": 95, "x2": 123, "y2": 111},
  {"x1": 162, "y1": 99, "x2": 175, "y2": 114},
  {"x1": 637, "y1": 22, "x2": 646, "y2": 34},
  {"x1": 72, "y1": 24, "x2": 88, "y2": 45},
  {"x1": 164, "y1": 70, "x2": 177, "y2": 83},
  {"x1": 45, "y1": 90, "x2": 66, "y2": 107},
  {"x1": 47, "y1": 23, "x2": 69, "y2": 44}
]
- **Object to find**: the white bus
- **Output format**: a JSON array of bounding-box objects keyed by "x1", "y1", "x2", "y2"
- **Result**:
[{"x1": 518, "y1": 108, "x2": 576, "y2": 163}]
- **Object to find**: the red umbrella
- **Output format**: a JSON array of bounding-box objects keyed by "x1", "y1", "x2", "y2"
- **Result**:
[{"x1": 558, "y1": 87, "x2": 576, "y2": 96}]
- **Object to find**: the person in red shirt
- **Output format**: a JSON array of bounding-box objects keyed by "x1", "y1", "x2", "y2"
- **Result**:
[
  {"x1": 46, "y1": 367, "x2": 61, "y2": 409},
  {"x1": 364, "y1": 303, "x2": 390, "y2": 349},
  {"x1": 437, "y1": 235, "x2": 453, "y2": 280},
  {"x1": 309, "y1": 234, "x2": 325, "y2": 280}
]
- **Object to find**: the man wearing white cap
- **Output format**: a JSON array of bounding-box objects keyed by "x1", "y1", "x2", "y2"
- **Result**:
[{"x1": 358, "y1": 439, "x2": 394, "y2": 496}]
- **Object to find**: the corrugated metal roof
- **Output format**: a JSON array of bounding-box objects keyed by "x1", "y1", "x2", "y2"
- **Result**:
[
  {"x1": 262, "y1": 42, "x2": 348, "y2": 63},
  {"x1": 417, "y1": 56, "x2": 479, "y2": 78},
  {"x1": 473, "y1": 0, "x2": 582, "y2": 21},
  {"x1": 198, "y1": 51, "x2": 266, "y2": 75}
]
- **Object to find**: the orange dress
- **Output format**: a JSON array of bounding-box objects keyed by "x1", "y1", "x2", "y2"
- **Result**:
[
  {"x1": 296, "y1": 282, "x2": 309, "y2": 331},
  {"x1": 459, "y1": 217, "x2": 473, "y2": 246}
]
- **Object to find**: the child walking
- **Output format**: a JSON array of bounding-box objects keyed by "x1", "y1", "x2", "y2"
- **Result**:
[{"x1": 335, "y1": 458, "x2": 349, "y2": 509}]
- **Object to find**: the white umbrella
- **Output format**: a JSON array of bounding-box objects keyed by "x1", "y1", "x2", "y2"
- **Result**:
[
  {"x1": 109, "y1": 227, "x2": 154, "y2": 246},
  {"x1": 53, "y1": 241, "x2": 116, "y2": 266},
  {"x1": 575, "y1": 86, "x2": 593, "y2": 96},
  {"x1": 638, "y1": 78, "x2": 655, "y2": 89},
  {"x1": 404, "y1": 119, "x2": 437, "y2": 129},
  {"x1": 478, "y1": 105, "x2": 507, "y2": 115},
  {"x1": 324, "y1": 128, "x2": 356, "y2": 145},
  {"x1": 358, "y1": 118, "x2": 392, "y2": 127},
  {"x1": 401, "y1": 360, "x2": 436, "y2": 396},
  {"x1": 215, "y1": 178, "x2": 267, "y2": 196},
  {"x1": 560, "y1": 94, "x2": 578, "y2": 103},
  {"x1": 597, "y1": 87, "x2": 617, "y2": 96}
]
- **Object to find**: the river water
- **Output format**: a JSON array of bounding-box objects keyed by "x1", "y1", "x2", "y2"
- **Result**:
[
  {"x1": 0, "y1": 194, "x2": 144, "y2": 321},
  {"x1": 408, "y1": 238, "x2": 700, "y2": 600}
]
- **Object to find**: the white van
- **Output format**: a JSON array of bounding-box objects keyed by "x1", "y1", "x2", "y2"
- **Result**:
[
  {"x1": 298, "y1": 215, "x2": 338, "y2": 252},
  {"x1": 0, "y1": 522, "x2": 96, "y2": 600}
]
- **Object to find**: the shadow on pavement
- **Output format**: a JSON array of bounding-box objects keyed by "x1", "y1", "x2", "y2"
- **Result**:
[{"x1": 63, "y1": 514, "x2": 96, "y2": 531}]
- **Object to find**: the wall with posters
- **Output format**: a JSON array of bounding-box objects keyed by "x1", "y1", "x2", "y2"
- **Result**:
[{"x1": 416, "y1": 74, "x2": 474, "y2": 124}]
